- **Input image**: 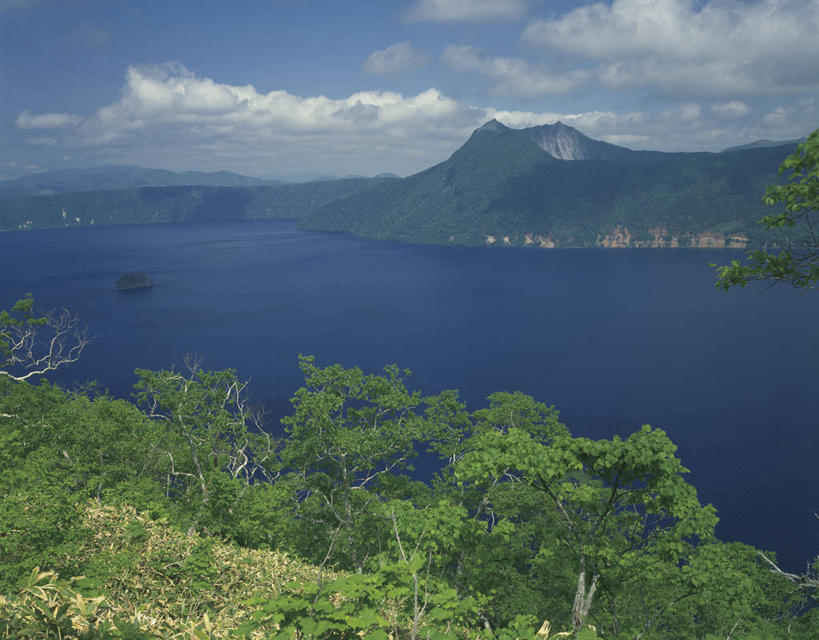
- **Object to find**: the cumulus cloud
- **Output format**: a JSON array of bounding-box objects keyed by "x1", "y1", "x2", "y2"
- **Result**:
[
  {"x1": 15, "y1": 111, "x2": 82, "y2": 129},
  {"x1": 442, "y1": 44, "x2": 588, "y2": 96},
  {"x1": 678, "y1": 103, "x2": 701, "y2": 121},
  {"x1": 363, "y1": 42, "x2": 427, "y2": 75},
  {"x1": 14, "y1": 63, "x2": 482, "y2": 176},
  {"x1": 711, "y1": 101, "x2": 751, "y2": 118},
  {"x1": 405, "y1": 0, "x2": 528, "y2": 22},
  {"x1": 761, "y1": 99, "x2": 815, "y2": 130},
  {"x1": 14, "y1": 62, "x2": 816, "y2": 177},
  {"x1": 521, "y1": 0, "x2": 819, "y2": 96}
]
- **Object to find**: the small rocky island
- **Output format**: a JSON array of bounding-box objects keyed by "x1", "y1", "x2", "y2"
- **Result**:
[{"x1": 115, "y1": 272, "x2": 154, "y2": 290}]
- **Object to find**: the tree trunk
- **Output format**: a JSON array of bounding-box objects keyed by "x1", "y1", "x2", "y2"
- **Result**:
[{"x1": 572, "y1": 559, "x2": 599, "y2": 630}]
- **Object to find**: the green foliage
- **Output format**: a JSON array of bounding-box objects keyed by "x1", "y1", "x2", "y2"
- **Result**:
[
  {"x1": 239, "y1": 574, "x2": 392, "y2": 639},
  {"x1": 280, "y1": 355, "x2": 434, "y2": 570},
  {"x1": 457, "y1": 424, "x2": 718, "y2": 631},
  {"x1": 1, "y1": 351, "x2": 816, "y2": 639},
  {"x1": 715, "y1": 128, "x2": 819, "y2": 289},
  {"x1": 181, "y1": 539, "x2": 217, "y2": 595},
  {"x1": 0, "y1": 489, "x2": 86, "y2": 593},
  {"x1": 134, "y1": 360, "x2": 279, "y2": 527},
  {"x1": 239, "y1": 570, "x2": 480, "y2": 640}
]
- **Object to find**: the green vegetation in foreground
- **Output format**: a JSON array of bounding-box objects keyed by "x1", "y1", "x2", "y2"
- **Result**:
[{"x1": 1, "y1": 296, "x2": 818, "y2": 638}]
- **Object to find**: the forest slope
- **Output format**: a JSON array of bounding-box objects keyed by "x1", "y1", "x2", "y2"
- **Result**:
[{"x1": 301, "y1": 121, "x2": 798, "y2": 248}]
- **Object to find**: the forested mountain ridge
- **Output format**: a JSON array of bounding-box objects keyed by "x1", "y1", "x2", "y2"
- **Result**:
[
  {"x1": 301, "y1": 122, "x2": 799, "y2": 248},
  {"x1": 0, "y1": 177, "x2": 395, "y2": 231},
  {"x1": 0, "y1": 125, "x2": 803, "y2": 247},
  {"x1": 0, "y1": 165, "x2": 278, "y2": 199}
]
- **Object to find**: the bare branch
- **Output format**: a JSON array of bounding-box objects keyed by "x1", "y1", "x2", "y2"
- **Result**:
[
  {"x1": 1, "y1": 305, "x2": 91, "y2": 382},
  {"x1": 759, "y1": 552, "x2": 819, "y2": 591}
]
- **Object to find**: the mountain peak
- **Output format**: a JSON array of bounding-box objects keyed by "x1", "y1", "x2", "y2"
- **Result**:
[
  {"x1": 476, "y1": 119, "x2": 509, "y2": 133},
  {"x1": 721, "y1": 137, "x2": 805, "y2": 153}
]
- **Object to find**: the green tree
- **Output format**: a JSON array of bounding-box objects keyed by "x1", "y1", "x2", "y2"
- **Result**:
[
  {"x1": 457, "y1": 425, "x2": 717, "y2": 631},
  {"x1": 715, "y1": 128, "x2": 819, "y2": 290},
  {"x1": 429, "y1": 392, "x2": 573, "y2": 630},
  {"x1": 281, "y1": 355, "x2": 434, "y2": 572},
  {"x1": 133, "y1": 357, "x2": 278, "y2": 526}
]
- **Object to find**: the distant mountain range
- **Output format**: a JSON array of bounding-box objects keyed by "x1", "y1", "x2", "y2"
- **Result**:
[
  {"x1": 300, "y1": 121, "x2": 800, "y2": 248},
  {"x1": 721, "y1": 138, "x2": 806, "y2": 153},
  {"x1": 0, "y1": 165, "x2": 280, "y2": 200},
  {"x1": 0, "y1": 125, "x2": 803, "y2": 247},
  {"x1": 0, "y1": 177, "x2": 395, "y2": 231}
]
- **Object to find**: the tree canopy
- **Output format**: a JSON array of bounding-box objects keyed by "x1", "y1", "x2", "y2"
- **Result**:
[
  {"x1": 1, "y1": 296, "x2": 817, "y2": 638},
  {"x1": 715, "y1": 128, "x2": 819, "y2": 290}
]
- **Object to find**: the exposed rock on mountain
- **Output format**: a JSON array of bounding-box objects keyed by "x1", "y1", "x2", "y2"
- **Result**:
[{"x1": 524, "y1": 121, "x2": 638, "y2": 162}]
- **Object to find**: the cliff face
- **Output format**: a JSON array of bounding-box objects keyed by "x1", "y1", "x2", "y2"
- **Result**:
[
  {"x1": 522, "y1": 121, "x2": 641, "y2": 162},
  {"x1": 595, "y1": 226, "x2": 749, "y2": 248},
  {"x1": 482, "y1": 226, "x2": 750, "y2": 248},
  {"x1": 527, "y1": 122, "x2": 594, "y2": 160}
]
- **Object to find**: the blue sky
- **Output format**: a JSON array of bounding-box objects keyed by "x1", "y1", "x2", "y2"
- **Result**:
[{"x1": 1, "y1": 0, "x2": 817, "y2": 180}]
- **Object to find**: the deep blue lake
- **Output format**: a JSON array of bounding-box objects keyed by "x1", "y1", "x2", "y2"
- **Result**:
[{"x1": 1, "y1": 219, "x2": 817, "y2": 569}]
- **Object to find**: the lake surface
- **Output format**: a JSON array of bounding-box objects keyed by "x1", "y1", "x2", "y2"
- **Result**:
[{"x1": 1, "y1": 220, "x2": 817, "y2": 569}]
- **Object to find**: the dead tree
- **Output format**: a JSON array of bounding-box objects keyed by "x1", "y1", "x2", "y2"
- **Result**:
[{"x1": 1, "y1": 295, "x2": 90, "y2": 382}]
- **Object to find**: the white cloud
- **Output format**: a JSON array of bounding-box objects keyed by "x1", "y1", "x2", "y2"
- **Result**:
[
  {"x1": 760, "y1": 100, "x2": 814, "y2": 135},
  {"x1": 711, "y1": 101, "x2": 751, "y2": 119},
  {"x1": 521, "y1": 0, "x2": 819, "y2": 96},
  {"x1": 678, "y1": 103, "x2": 701, "y2": 121},
  {"x1": 405, "y1": 0, "x2": 528, "y2": 22},
  {"x1": 763, "y1": 106, "x2": 790, "y2": 125},
  {"x1": 363, "y1": 42, "x2": 427, "y2": 75},
  {"x1": 15, "y1": 63, "x2": 482, "y2": 176},
  {"x1": 442, "y1": 44, "x2": 588, "y2": 96},
  {"x1": 13, "y1": 62, "x2": 816, "y2": 177},
  {"x1": 15, "y1": 111, "x2": 83, "y2": 129}
]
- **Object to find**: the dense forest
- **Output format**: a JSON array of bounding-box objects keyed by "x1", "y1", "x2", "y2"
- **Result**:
[
  {"x1": 2, "y1": 133, "x2": 817, "y2": 639},
  {"x1": 1, "y1": 300, "x2": 817, "y2": 639}
]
